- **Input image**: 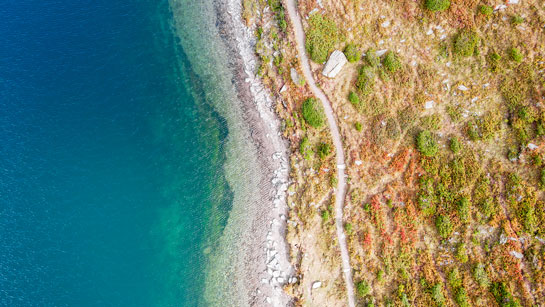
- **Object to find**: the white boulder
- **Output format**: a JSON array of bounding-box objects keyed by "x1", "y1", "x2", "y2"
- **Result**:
[{"x1": 322, "y1": 50, "x2": 348, "y2": 78}]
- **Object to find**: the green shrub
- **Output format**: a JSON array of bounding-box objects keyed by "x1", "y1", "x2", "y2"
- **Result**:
[
  {"x1": 356, "y1": 66, "x2": 375, "y2": 96},
  {"x1": 481, "y1": 197, "x2": 496, "y2": 220},
  {"x1": 430, "y1": 283, "x2": 446, "y2": 306},
  {"x1": 436, "y1": 214, "x2": 453, "y2": 238},
  {"x1": 321, "y1": 210, "x2": 330, "y2": 222},
  {"x1": 348, "y1": 91, "x2": 360, "y2": 106},
  {"x1": 421, "y1": 114, "x2": 442, "y2": 130},
  {"x1": 377, "y1": 269, "x2": 385, "y2": 282},
  {"x1": 302, "y1": 97, "x2": 325, "y2": 128},
  {"x1": 448, "y1": 268, "x2": 462, "y2": 289},
  {"x1": 355, "y1": 122, "x2": 363, "y2": 131},
  {"x1": 450, "y1": 137, "x2": 462, "y2": 153},
  {"x1": 479, "y1": 5, "x2": 493, "y2": 17},
  {"x1": 383, "y1": 51, "x2": 402, "y2": 73},
  {"x1": 425, "y1": 0, "x2": 450, "y2": 12},
  {"x1": 509, "y1": 47, "x2": 523, "y2": 63},
  {"x1": 473, "y1": 263, "x2": 489, "y2": 287},
  {"x1": 453, "y1": 30, "x2": 479, "y2": 57},
  {"x1": 491, "y1": 282, "x2": 521, "y2": 307},
  {"x1": 457, "y1": 196, "x2": 471, "y2": 223},
  {"x1": 356, "y1": 280, "x2": 370, "y2": 297},
  {"x1": 456, "y1": 243, "x2": 469, "y2": 263},
  {"x1": 511, "y1": 15, "x2": 524, "y2": 25},
  {"x1": 344, "y1": 223, "x2": 353, "y2": 235},
  {"x1": 318, "y1": 142, "x2": 332, "y2": 160},
  {"x1": 344, "y1": 43, "x2": 360, "y2": 63},
  {"x1": 305, "y1": 14, "x2": 340, "y2": 63},
  {"x1": 299, "y1": 136, "x2": 312, "y2": 160},
  {"x1": 365, "y1": 48, "x2": 380, "y2": 67},
  {"x1": 489, "y1": 52, "x2": 500, "y2": 61},
  {"x1": 455, "y1": 287, "x2": 470, "y2": 307},
  {"x1": 417, "y1": 130, "x2": 439, "y2": 157}
]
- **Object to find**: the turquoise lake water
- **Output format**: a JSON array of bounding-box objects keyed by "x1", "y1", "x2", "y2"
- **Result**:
[{"x1": 0, "y1": 0, "x2": 235, "y2": 305}]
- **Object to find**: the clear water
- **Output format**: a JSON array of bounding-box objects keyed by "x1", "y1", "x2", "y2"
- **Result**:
[{"x1": 0, "y1": 0, "x2": 235, "y2": 305}]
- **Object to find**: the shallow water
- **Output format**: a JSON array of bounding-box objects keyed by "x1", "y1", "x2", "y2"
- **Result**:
[{"x1": 0, "y1": 0, "x2": 237, "y2": 305}]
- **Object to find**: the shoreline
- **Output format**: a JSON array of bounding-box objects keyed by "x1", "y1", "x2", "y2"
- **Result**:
[{"x1": 206, "y1": 0, "x2": 294, "y2": 305}]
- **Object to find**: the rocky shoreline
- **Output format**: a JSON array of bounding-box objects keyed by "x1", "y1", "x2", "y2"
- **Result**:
[{"x1": 212, "y1": 0, "x2": 294, "y2": 305}]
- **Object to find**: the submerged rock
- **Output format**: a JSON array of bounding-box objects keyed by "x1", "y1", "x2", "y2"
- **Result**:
[{"x1": 322, "y1": 50, "x2": 348, "y2": 78}]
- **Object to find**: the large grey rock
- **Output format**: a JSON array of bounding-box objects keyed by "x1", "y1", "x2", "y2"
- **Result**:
[{"x1": 322, "y1": 50, "x2": 348, "y2": 78}]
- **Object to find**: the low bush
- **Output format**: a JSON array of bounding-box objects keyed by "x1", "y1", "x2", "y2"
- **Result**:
[
  {"x1": 356, "y1": 280, "x2": 370, "y2": 297},
  {"x1": 453, "y1": 30, "x2": 479, "y2": 57},
  {"x1": 305, "y1": 14, "x2": 340, "y2": 63},
  {"x1": 344, "y1": 222, "x2": 353, "y2": 235},
  {"x1": 456, "y1": 243, "x2": 469, "y2": 263},
  {"x1": 425, "y1": 0, "x2": 450, "y2": 12},
  {"x1": 491, "y1": 282, "x2": 521, "y2": 307},
  {"x1": 511, "y1": 15, "x2": 524, "y2": 25},
  {"x1": 417, "y1": 130, "x2": 439, "y2": 157},
  {"x1": 479, "y1": 5, "x2": 493, "y2": 17},
  {"x1": 302, "y1": 98, "x2": 325, "y2": 128},
  {"x1": 344, "y1": 43, "x2": 360, "y2": 63},
  {"x1": 455, "y1": 287, "x2": 470, "y2": 307},
  {"x1": 321, "y1": 210, "x2": 330, "y2": 222},
  {"x1": 509, "y1": 47, "x2": 523, "y2": 63},
  {"x1": 450, "y1": 137, "x2": 462, "y2": 153},
  {"x1": 355, "y1": 122, "x2": 362, "y2": 131},
  {"x1": 430, "y1": 283, "x2": 446, "y2": 306},
  {"x1": 436, "y1": 214, "x2": 453, "y2": 238},
  {"x1": 383, "y1": 51, "x2": 401, "y2": 73},
  {"x1": 356, "y1": 66, "x2": 375, "y2": 96},
  {"x1": 299, "y1": 136, "x2": 312, "y2": 160},
  {"x1": 448, "y1": 268, "x2": 462, "y2": 289},
  {"x1": 457, "y1": 196, "x2": 470, "y2": 223},
  {"x1": 318, "y1": 142, "x2": 331, "y2": 160},
  {"x1": 473, "y1": 263, "x2": 489, "y2": 287},
  {"x1": 348, "y1": 91, "x2": 360, "y2": 106},
  {"x1": 365, "y1": 48, "x2": 380, "y2": 67}
]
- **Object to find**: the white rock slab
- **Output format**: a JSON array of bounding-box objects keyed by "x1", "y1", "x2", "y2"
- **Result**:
[{"x1": 322, "y1": 50, "x2": 348, "y2": 78}]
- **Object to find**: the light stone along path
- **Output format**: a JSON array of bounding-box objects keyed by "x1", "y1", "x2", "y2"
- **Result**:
[{"x1": 283, "y1": 0, "x2": 356, "y2": 306}]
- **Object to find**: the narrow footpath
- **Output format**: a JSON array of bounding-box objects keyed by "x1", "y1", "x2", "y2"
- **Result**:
[{"x1": 283, "y1": 1, "x2": 356, "y2": 306}]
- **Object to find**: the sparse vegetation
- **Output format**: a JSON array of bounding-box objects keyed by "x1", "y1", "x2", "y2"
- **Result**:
[
  {"x1": 382, "y1": 51, "x2": 401, "y2": 73},
  {"x1": 479, "y1": 5, "x2": 493, "y2": 18},
  {"x1": 417, "y1": 130, "x2": 438, "y2": 157},
  {"x1": 356, "y1": 280, "x2": 370, "y2": 297},
  {"x1": 509, "y1": 47, "x2": 523, "y2": 63},
  {"x1": 305, "y1": 13, "x2": 340, "y2": 63},
  {"x1": 344, "y1": 43, "x2": 360, "y2": 63},
  {"x1": 453, "y1": 30, "x2": 479, "y2": 57},
  {"x1": 425, "y1": 0, "x2": 450, "y2": 12}
]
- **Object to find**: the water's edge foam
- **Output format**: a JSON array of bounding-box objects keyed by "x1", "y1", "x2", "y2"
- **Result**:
[{"x1": 168, "y1": 0, "x2": 293, "y2": 305}]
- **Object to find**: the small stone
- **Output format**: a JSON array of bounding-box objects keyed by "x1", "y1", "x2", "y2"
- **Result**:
[
  {"x1": 312, "y1": 281, "x2": 322, "y2": 289},
  {"x1": 261, "y1": 278, "x2": 269, "y2": 284},
  {"x1": 355, "y1": 160, "x2": 362, "y2": 166},
  {"x1": 425, "y1": 101, "x2": 434, "y2": 109},
  {"x1": 528, "y1": 143, "x2": 538, "y2": 150},
  {"x1": 376, "y1": 49, "x2": 388, "y2": 56},
  {"x1": 510, "y1": 251, "x2": 524, "y2": 259},
  {"x1": 458, "y1": 85, "x2": 469, "y2": 91},
  {"x1": 426, "y1": 29, "x2": 433, "y2": 35}
]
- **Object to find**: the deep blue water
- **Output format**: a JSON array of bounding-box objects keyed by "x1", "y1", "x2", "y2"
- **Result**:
[{"x1": 0, "y1": 0, "x2": 230, "y2": 305}]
